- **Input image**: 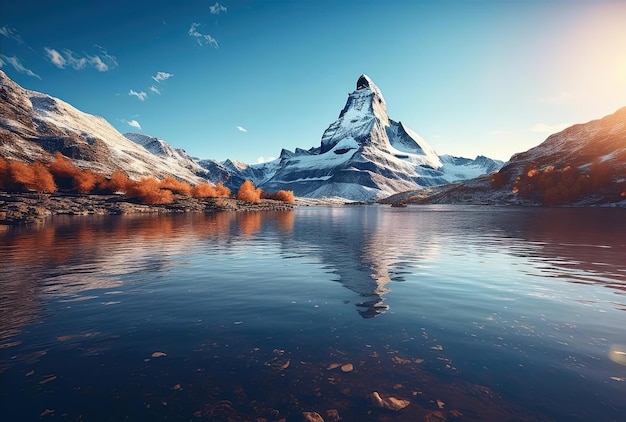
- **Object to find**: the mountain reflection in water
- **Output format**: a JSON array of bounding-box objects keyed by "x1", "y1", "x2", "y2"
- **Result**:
[{"x1": 1, "y1": 205, "x2": 625, "y2": 421}]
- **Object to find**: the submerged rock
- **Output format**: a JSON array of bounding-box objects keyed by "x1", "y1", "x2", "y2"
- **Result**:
[
  {"x1": 370, "y1": 391, "x2": 410, "y2": 411},
  {"x1": 302, "y1": 411, "x2": 324, "y2": 422}
]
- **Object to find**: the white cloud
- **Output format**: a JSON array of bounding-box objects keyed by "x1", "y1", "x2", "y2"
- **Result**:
[
  {"x1": 44, "y1": 48, "x2": 66, "y2": 68},
  {"x1": 257, "y1": 156, "x2": 276, "y2": 164},
  {"x1": 152, "y1": 71, "x2": 173, "y2": 83},
  {"x1": 236, "y1": 126, "x2": 247, "y2": 132},
  {"x1": 126, "y1": 119, "x2": 142, "y2": 130},
  {"x1": 530, "y1": 123, "x2": 571, "y2": 134},
  {"x1": 0, "y1": 26, "x2": 24, "y2": 43},
  {"x1": 44, "y1": 45, "x2": 117, "y2": 72},
  {"x1": 209, "y1": 2, "x2": 227, "y2": 14},
  {"x1": 88, "y1": 55, "x2": 108, "y2": 71},
  {"x1": 0, "y1": 55, "x2": 40, "y2": 79},
  {"x1": 149, "y1": 85, "x2": 161, "y2": 94},
  {"x1": 129, "y1": 90, "x2": 148, "y2": 101},
  {"x1": 66, "y1": 50, "x2": 87, "y2": 69},
  {"x1": 188, "y1": 23, "x2": 219, "y2": 48},
  {"x1": 89, "y1": 45, "x2": 118, "y2": 71}
]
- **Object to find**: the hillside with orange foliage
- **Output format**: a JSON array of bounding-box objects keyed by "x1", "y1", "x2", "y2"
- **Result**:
[
  {"x1": 1, "y1": 152, "x2": 298, "y2": 208},
  {"x1": 511, "y1": 160, "x2": 616, "y2": 205}
]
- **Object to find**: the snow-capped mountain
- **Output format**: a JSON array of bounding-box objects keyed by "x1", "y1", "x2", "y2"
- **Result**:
[
  {"x1": 1, "y1": 71, "x2": 501, "y2": 199},
  {"x1": 208, "y1": 75, "x2": 502, "y2": 201},
  {"x1": 0, "y1": 70, "x2": 204, "y2": 183}
]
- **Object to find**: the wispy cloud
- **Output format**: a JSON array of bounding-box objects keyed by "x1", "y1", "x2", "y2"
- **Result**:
[
  {"x1": 45, "y1": 48, "x2": 87, "y2": 69},
  {"x1": 257, "y1": 156, "x2": 276, "y2": 164},
  {"x1": 0, "y1": 55, "x2": 41, "y2": 79},
  {"x1": 44, "y1": 45, "x2": 118, "y2": 72},
  {"x1": 188, "y1": 23, "x2": 219, "y2": 48},
  {"x1": 0, "y1": 26, "x2": 24, "y2": 43},
  {"x1": 530, "y1": 123, "x2": 571, "y2": 134},
  {"x1": 129, "y1": 90, "x2": 148, "y2": 101},
  {"x1": 152, "y1": 71, "x2": 173, "y2": 83},
  {"x1": 44, "y1": 48, "x2": 66, "y2": 68},
  {"x1": 237, "y1": 126, "x2": 247, "y2": 132},
  {"x1": 209, "y1": 2, "x2": 227, "y2": 14},
  {"x1": 149, "y1": 85, "x2": 161, "y2": 94},
  {"x1": 89, "y1": 45, "x2": 118, "y2": 71},
  {"x1": 124, "y1": 119, "x2": 142, "y2": 130},
  {"x1": 488, "y1": 130, "x2": 514, "y2": 135}
]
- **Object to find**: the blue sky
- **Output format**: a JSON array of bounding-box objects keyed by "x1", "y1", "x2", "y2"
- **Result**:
[{"x1": 1, "y1": 0, "x2": 626, "y2": 164}]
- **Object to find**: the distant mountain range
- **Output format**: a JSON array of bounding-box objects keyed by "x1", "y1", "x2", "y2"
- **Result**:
[{"x1": 2, "y1": 69, "x2": 624, "y2": 205}]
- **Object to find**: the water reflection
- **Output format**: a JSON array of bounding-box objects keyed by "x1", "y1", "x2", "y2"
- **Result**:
[
  {"x1": 283, "y1": 207, "x2": 442, "y2": 317},
  {"x1": 0, "y1": 211, "x2": 295, "y2": 349},
  {"x1": 2, "y1": 206, "x2": 624, "y2": 343},
  {"x1": 1, "y1": 206, "x2": 625, "y2": 421}
]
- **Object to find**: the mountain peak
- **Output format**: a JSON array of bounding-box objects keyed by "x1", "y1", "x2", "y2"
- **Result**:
[{"x1": 356, "y1": 74, "x2": 372, "y2": 90}]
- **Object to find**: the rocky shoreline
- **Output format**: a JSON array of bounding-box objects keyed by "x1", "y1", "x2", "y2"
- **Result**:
[{"x1": 0, "y1": 192, "x2": 294, "y2": 226}]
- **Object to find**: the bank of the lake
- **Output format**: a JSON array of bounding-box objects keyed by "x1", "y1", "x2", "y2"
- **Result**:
[{"x1": 0, "y1": 192, "x2": 294, "y2": 226}]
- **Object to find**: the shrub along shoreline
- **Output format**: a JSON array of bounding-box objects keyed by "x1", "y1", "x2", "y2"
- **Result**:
[
  {"x1": 0, "y1": 152, "x2": 295, "y2": 225},
  {"x1": 0, "y1": 192, "x2": 294, "y2": 226}
]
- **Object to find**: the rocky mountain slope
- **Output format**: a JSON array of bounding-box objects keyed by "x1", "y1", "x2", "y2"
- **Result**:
[
  {"x1": 0, "y1": 70, "x2": 205, "y2": 183},
  {"x1": 390, "y1": 107, "x2": 626, "y2": 206}
]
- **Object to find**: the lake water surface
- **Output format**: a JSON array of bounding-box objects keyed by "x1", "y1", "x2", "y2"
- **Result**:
[{"x1": 1, "y1": 205, "x2": 625, "y2": 421}]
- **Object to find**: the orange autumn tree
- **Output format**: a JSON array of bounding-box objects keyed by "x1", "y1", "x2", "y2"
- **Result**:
[
  {"x1": 214, "y1": 181, "x2": 231, "y2": 197},
  {"x1": 48, "y1": 152, "x2": 99, "y2": 193},
  {"x1": 0, "y1": 159, "x2": 57, "y2": 193},
  {"x1": 262, "y1": 189, "x2": 295, "y2": 203},
  {"x1": 98, "y1": 170, "x2": 130, "y2": 193},
  {"x1": 7, "y1": 160, "x2": 34, "y2": 192},
  {"x1": 31, "y1": 162, "x2": 57, "y2": 193},
  {"x1": 0, "y1": 156, "x2": 8, "y2": 190},
  {"x1": 191, "y1": 181, "x2": 231, "y2": 199},
  {"x1": 74, "y1": 169, "x2": 100, "y2": 194},
  {"x1": 125, "y1": 177, "x2": 174, "y2": 204},
  {"x1": 236, "y1": 180, "x2": 262, "y2": 203},
  {"x1": 159, "y1": 176, "x2": 192, "y2": 195},
  {"x1": 48, "y1": 152, "x2": 79, "y2": 190}
]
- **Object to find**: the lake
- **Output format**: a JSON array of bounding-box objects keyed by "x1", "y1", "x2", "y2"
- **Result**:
[{"x1": 1, "y1": 205, "x2": 625, "y2": 421}]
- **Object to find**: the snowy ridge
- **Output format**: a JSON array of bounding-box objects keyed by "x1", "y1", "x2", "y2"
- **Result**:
[
  {"x1": 0, "y1": 70, "x2": 204, "y2": 183},
  {"x1": 439, "y1": 154, "x2": 504, "y2": 182}
]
